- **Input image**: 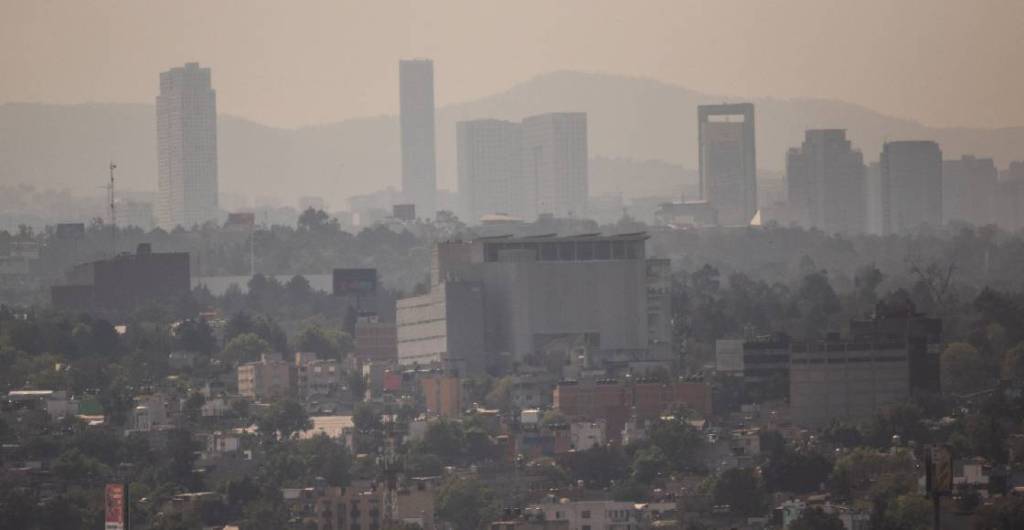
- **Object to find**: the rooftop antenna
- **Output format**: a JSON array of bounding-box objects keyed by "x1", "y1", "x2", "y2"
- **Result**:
[{"x1": 107, "y1": 162, "x2": 117, "y2": 256}]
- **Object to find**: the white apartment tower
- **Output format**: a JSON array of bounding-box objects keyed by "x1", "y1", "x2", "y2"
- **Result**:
[{"x1": 156, "y1": 62, "x2": 219, "y2": 229}]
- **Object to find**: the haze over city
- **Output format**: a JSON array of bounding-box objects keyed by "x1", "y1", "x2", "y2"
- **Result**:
[{"x1": 3, "y1": 2, "x2": 1024, "y2": 530}]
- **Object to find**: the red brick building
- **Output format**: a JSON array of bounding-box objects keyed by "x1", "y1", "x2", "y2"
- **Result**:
[{"x1": 553, "y1": 380, "x2": 712, "y2": 442}]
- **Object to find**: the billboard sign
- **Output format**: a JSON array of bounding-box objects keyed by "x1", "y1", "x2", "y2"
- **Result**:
[
  {"x1": 333, "y1": 268, "x2": 377, "y2": 296},
  {"x1": 56, "y1": 222, "x2": 86, "y2": 240},
  {"x1": 105, "y1": 483, "x2": 125, "y2": 530}
]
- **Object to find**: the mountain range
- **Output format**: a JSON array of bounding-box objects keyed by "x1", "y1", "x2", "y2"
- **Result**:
[{"x1": 2, "y1": 70, "x2": 1021, "y2": 210}]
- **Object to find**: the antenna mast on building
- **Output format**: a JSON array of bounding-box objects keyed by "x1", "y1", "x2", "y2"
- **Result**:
[{"x1": 108, "y1": 162, "x2": 117, "y2": 256}]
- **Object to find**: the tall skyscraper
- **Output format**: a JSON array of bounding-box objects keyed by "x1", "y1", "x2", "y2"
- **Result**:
[
  {"x1": 786, "y1": 130, "x2": 866, "y2": 234},
  {"x1": 456, "y1": 119, "x2": 523, "y2": 223},
  {"x1": 156, "y1": 62, "x2": 219, "y2": 230},
  {"x1": 942, "y1": 155, "x2": 997, "y2": 226},
  {"x1": 399, "y1": 59, "x2": 437, "y2": 218},
  {"x1": 880, "y1": 141, "x2": 943, "y2": 234},
  {"x1": 698, "y1": 103, "x2": 757, "y2": 226},
  {"x1": 521, "y1": 112, "x2": 589, "y2": 219}
]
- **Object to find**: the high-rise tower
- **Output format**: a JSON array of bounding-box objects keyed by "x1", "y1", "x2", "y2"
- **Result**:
[
  {"x1": 156, "y1": 62, "x2": 219, "y2": 230},
  {"x1": 698, "y1": 103, "x2": 757, "y2": 226},
  {"x1": 399, "y1": 59, "x2": 437, "y2": 218}
]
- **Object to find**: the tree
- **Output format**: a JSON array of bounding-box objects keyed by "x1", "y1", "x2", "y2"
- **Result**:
[
  {"x1": 647, "y1": 416, "x2": 706, "y2": 472},
  {"x1": 256, "y1": 399, "x2": 312, "y2": 442},
  {"x1": 221, "y1": 333, "x2": 271, "y2": 365},
  {"x1": 297, "y1": 208, "x2": 339, "y2": 232},
  {"x1": 712, "y1": 468, "x2": 766, "y2": 517},
  {"x1": 436, "y1": 477, "x2": 500, "y2": 530},
  {"x1": 296, "y1": 434, "x2": 351, "y2": 487},
  {"x1": 941, "y1": 342, "x2": 991, "y2": 395},
  {"x1": 352, "y1": 403, "x2": 381, "y2": 432},
  {"x1": 789, "y1": 507, "x2": 845, "y2": 530},
  {"x1": 420, "y1": 419, "x2": 465, "y2": 463},
  {"x1": 174, "y1": 318, "x2": 217, "y2": 354},
  {"x1": 795, "y1": 270, "x2": 841, "y2": 339},
  {"x1": 296, "y1": 324, "x2": 351, "y2": 360},
  {"x1": 972, "y1": 494, "x2": 1024, "y2": 530},
  {"x1": 762, "y1": 448, "x2": 831, "y2": 494},
  {"x1": 558, "y1": 445, "x2": 630, "y2": 488},
  {"x1": 631, "y1": 446, "x2": 668, "y2": 484}
]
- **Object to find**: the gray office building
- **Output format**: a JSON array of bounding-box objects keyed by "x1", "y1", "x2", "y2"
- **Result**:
[
  {"x1": 156, "y1": 63, "x2": 219, "y2": 229},
  {"x1": 786, "y1": 130, "x2": 866, "y2": 234},
  {"x1": 942, "y1": 155, "x2": 997, "y2": 227},
  {"x1": 457, "y1": 119, "x2": 523, "y2": 223},
  {"x1": 521, "y1": 113, "x2": 589, "y2": 219},
  {"x1": 397, "y1": 233, "x2": 671, "y2": 375},
  {"x1": 399, "y1": 59, "x2": 437, "y2": 218},
  {"x1": 698, "y1": 103, "x2": 757, "y2": 226},
  {"x1": 880, "y1": 141, "x2": 943, "y2": 234}
]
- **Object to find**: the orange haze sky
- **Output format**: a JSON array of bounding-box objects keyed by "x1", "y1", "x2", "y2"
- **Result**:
[{"x1": 1, "y1": 0, "x2": 1022, "y2": 129}]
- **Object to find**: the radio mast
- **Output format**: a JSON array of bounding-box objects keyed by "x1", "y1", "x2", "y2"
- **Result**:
[{"x1": 108, "y1": 162, "x2": 117, "y2": 256}]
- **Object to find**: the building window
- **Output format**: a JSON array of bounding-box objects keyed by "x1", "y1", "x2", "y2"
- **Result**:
[{"x1": 581, "y1": 510, "x2": 591, "y2": 519}]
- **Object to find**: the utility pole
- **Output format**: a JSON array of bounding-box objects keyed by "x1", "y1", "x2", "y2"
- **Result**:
[{"x1": 108, "y1": 162, "x2": 117, "y2": 257}]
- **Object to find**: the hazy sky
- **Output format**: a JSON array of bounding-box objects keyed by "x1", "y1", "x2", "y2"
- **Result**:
[{"x1": 2, "y1": 0, "x2": 1022, "y2": 129}]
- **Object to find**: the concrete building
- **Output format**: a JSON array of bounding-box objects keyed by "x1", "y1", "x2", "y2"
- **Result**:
[
  {"x1": 394, "y1": 477, "x2": 439, "y2": 529},
  {"x1": 457, "y1": 119, "x2": 523, "y2": 223},
  {"x1": 554, "y1": 379, "x2": 712, "y2": 443},
  {"x1": 521, "y1": 113, "x2": 589, "y2": 219},
  {"x1": 156, "y1": 62, "x2": 219, "y2": 229},
  {"x1": 789, "y1": 340, "x2": 910, "y2": 427},
  {"x1": 238, "y1": 354, "x2": 295, "y2": 401},
  {"x1": 399, "y1": 59, "x2": 437, "y2": 218},
  {"x1": 569, "y1": 420, "x2": 607, "y2": 450},
  {"x1": 698, "y1": 103, "x2": 757, "y2": 226},
  {"x1": 354, "y1": 316, "x2": 398, "y2": 364},
  {"x1": 865, "y1": 162, "x2": 885, "y2": 235},
  {"x1": 396, "y1": 233, "x2": 672, "y2": 375},
  {"x1": 786, "y1": 130, "x2": 866, "y2": 233},
  {"x1": 313, "y1": 485, "x2": 384, "y2": 530},
  {"x1": 714, "y1": 336, "x2": 791, "y2": 397},
  {"x1": 943, "y1": 155, "x2": 998, "y2": 227},
  {"x1": 420, "y1": 373, "x2": 462, "y2": 418},
  {"x1": 397, "y1": 281, "x2": 485, "y2": 372},
  {"x1": 997, "y1": 161, "x2": 1024, "y2": 230},
  {"x1": 880, "y1": 141, "x2": 943, "y2": 234},
  {"x1": 295, "y1": 354, "x2": 343, "y2": 400},
  {"x1": 531, "y1": 498, "x2": 677, "y2": 530},
  {"x1": 849, "y1": 297, "x2": 943, "y2": 394},
  {"x1": 51, "y1": 243, "x2": 190, "y2": 313}
]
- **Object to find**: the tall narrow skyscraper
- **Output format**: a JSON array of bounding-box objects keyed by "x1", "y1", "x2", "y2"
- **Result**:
[
  {"x1": 521, "y1": 112, "x2": 588, "y2": 219},
  {"x1": 457, "y1": 119, "x2": 523, "y2": 223},
  {"x1": 880, "y1": 141, "x2": 943, "y2": 234},
  {"x1": 156, "y1": 62, "x2": 219, "y2": 230},
  {"x1": 786, "y1": 130, "x2": 866, "y2": 234},
  {"x1": 698, "y1": 103, "x2": 757, "y2": 226},
  {"x1": 399, "y1": 59, "x2": 437, "y2": 218}
]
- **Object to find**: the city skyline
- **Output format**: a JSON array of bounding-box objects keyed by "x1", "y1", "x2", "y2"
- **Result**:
[{"x1": 2, "y1": 1, "x2": 1023, "y2": 130}]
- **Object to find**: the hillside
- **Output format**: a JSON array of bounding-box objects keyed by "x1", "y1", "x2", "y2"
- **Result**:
[{"x1": 1, "y1": 70, "x2": 1021, "y2": 209}]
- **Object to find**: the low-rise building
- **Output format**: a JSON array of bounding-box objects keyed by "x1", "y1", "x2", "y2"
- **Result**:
[
  {"x1": 420, "y1": 373, "x2": 462, "y2": 418},
  {"x1": 789, "y1": 340, "x2": 910, "y2": 428},
  {"x1": 313, "y1": 484, "x2": 384, "y2": 530},
  {"x1": 554, "y1": 379, "x2": 712, "y2": 443},
  {"x1": 238, "y1": 354, "x2": 295, "y2": 401},
  {"x1": 355, "y1": 316, "x2": 398, "y2": 364}
]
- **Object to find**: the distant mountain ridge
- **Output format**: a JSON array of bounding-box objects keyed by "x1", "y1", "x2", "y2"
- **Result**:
[{"x1": 1, "y1": 70, "x2": 1021, "y2": 209}]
